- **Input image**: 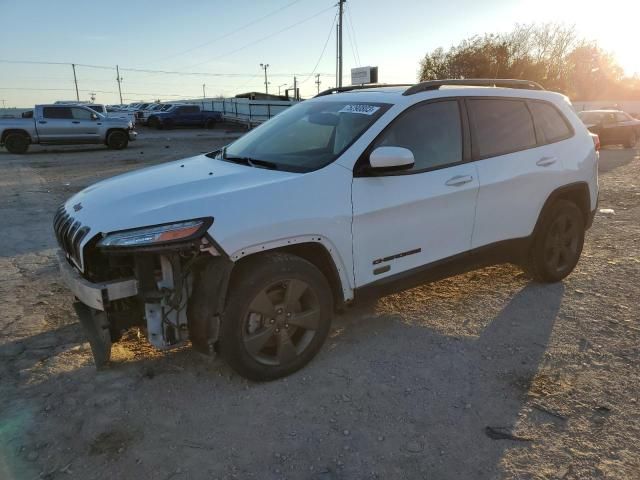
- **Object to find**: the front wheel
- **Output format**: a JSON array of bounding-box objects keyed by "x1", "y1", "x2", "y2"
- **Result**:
[
  {"x1": 106, "y1": 130, "x2": 129, "y2": 150},
  {"x1": 4, "y1": 133, "x2": 30, "y2": 154},
  {"x1": 219, "y1": 253, "x2": 333, "y2": 381},
  {"x1": 525, "y1": 200, "x2": 585, "y2": 283}
]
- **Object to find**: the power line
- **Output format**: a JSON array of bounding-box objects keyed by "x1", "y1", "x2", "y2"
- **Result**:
[
  {"x1": 182, "y1": 5, "x2": 336, "y2": 69},
  {"x1": 346, "y1": 3, "x2": 361, "y2": 66},
  {"x1": 0, "y1": 59, "x2": 334, "y2": 78},
  {"x1": 298, "y1": 10, "x2": 338, "y2": 85},
  {"x1": 140, "y1": 0, "x2": 307, "y2": 66}
]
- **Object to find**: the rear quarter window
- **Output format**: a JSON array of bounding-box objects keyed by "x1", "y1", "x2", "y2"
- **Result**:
[
  {"x1": 467, "y1": 98, "x2": 536, "y2": 158},
  {"x1": 43, "y1": 107, "x2": 73, "y2": 119},
  {"x1": 529, "y1": 101, "x2": 573, "y2": 144}
]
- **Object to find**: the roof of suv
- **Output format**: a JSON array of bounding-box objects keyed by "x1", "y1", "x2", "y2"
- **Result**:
[{"x1": 310, "y1": 84, "x2": 568, "y2": 107}]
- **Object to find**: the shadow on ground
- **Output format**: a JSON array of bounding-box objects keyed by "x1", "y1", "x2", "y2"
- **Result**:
[{"x1": 0, "y1": 279, "x2": 564, "y2": 479}]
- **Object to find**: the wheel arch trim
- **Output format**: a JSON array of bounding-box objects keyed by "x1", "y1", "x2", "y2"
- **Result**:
[{"x1": 229, "y1": 235, "x2": 354, "y2": 302}]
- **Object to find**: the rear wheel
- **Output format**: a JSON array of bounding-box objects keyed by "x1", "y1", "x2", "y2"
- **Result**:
[
  {"x1": 526, "y1": 200, "x2": 585, "y2": 283},
  {"x1": 220, "y1": 253, "x2": 333, "y2": 381},
  {"x1": 106, "y1": 130, "x2": 129, "y2": 150},
  {"x1": 4, "y1": 133, "x2": 30, "y2": 154}
]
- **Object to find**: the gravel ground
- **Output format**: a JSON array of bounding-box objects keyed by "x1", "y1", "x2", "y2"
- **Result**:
[{"x1": 0, "y1": 129, "x2": 638, "y2": 480}]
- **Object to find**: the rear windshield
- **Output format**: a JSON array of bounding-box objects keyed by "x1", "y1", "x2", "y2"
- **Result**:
[{"x1": 221, "y1": 100, "x2": 391, "y2": 172}]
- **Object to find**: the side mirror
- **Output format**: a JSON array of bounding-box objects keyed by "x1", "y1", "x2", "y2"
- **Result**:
[
  {"x1": 369, "y1": 146, "x2": 415, "y2": 170},
  {"x1": 90, "y1": 113, "x2": 98, "y2": 121}
]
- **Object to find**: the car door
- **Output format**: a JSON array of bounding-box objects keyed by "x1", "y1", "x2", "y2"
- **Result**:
[
  {"x1": 68, "y1": 107, "x2": 101, "y2": 143},
  {"x1": 183, "y1": 106, "x2": 201, "y2": 125},
  {"x1": 37, "y1": 106, "x2": 74, "y2": 142},
  {"x1": 598, "y1": 112, "x2": 620, "y2": 144},
  {"x1": 351, "y1": 99, "x2": 479, "y2": 287},
  {"x1": 467, "y1": 97, "x2": 568, "y2": 249}
]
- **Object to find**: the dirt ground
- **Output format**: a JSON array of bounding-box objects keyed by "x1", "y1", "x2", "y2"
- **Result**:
[{"x1": 0, "y1": 127, "x2": 638, "y2": 480}]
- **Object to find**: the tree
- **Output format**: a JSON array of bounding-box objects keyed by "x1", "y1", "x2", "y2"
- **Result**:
[{"x1": 418, "y1": 23, "x2": 638, "y2": 100}]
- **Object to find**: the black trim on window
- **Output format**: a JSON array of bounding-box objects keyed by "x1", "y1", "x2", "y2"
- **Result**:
[
  {"x1": 526, "y1": 99, "x2": 575, "y2": 146},
  {"x1": 465, "y1": 97, "x2": 538, "y2": 161},
  {"x1": 353, "y1": 97, "x2": 468, "y2": 177}
]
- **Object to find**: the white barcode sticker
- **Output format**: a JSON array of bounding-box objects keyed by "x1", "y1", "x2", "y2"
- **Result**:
[{"x1": 338, "y1": 104, "x2": 380, "y2": 115}]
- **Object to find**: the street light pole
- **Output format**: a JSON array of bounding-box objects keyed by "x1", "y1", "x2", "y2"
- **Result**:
[{"x1": 260, "y1": 63, "x2": 270, "y2": 95}]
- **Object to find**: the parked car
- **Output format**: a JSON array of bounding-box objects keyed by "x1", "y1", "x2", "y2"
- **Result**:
[
  {"x1": 77, "y1": 103, "x2": 137, "y2": 125},
  {"x1": 55, "y1": 79, "x2": 598, "y2": 380},
  {"x1": 577, "y1": 109, "x2": 640, "y2": 148},
  {"x1": 147, "y1": 104, "x2": 221, "y2": 129},
  {"x1": 133, "y1": 103, "x2": 155, "y2": 122},
  {"x1": 0, "y1": 104, "x2": 136, "y2": 154},
  {"x1": 139, "y1": 103, "x2": 175, "y2": 125}
]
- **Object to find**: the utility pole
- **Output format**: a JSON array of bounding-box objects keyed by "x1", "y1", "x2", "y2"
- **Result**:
[
  {"x1": 277, "y1": 84, "x2": 287, "y2": 96},
  {"x1": 71, "y1": 63, "x2": 80, "y2": 101},
  {"x1": 315, "y1": 74, "x2": 321, "y2": 94},
  {"x1": 0, "y1": 99, "x2": 5, "y2": 109},
  {"x1": 260, "y1": 63, "x2": 270, "y2": 95},
  {"x1": 336, "y1": 0, "x2": 345, "y2": 88},
  {"x1": 293, "y1": 75, "x2": 297, "y2": 101},
  {"x1": 116, "y1": 65, "x2": 123, "y2": 104},
  {"x1": 202, "y1": 84, "x2": 206, "y2": 98}
]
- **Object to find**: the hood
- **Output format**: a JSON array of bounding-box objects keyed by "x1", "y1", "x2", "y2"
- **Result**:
[{"x1": 64, "y1": 154, "x2": 297, "y2": 239}]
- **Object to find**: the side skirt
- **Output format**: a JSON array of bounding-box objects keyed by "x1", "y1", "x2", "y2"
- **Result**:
[{"x1": 353, "y1": 237, "x2": 531, "y2": 302}]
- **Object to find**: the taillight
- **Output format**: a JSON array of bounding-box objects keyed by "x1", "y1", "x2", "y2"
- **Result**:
[{"x1": 591, "y1": 133, "x2": 600, "y2": 152}]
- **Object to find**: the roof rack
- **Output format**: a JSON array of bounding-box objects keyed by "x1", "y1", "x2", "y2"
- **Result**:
[
  {"x1": 315, "y1": 84, "x2": 414, "y2": 98},
  {"x1": 403, "y1": 79, "x2": 545, "y2": 96}
]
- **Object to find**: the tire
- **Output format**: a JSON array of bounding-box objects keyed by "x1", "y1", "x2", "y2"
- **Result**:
[
  {"x1": 4, "y1": 133, "x2": 30, "y2": 154},
  {"x1": 525, "y1": 200, "x2": 585, "y2": 283},
  {"x1": 624, "y1": 131, "x2": 637, "y2": 148},
  {"x1": 219, "y1": 253, "x2": 333, "y2": 381},
  {"x1": 205, "y1": 119, "x2": 216, "y2": 129},
  {"x1": 106, "y1": 130, "x2": 129, "y2": 150}
]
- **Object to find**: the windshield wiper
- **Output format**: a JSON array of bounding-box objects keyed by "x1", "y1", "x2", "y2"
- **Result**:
[{"x1": 223, "y1": 153, "x2": 279, "y2": 170}]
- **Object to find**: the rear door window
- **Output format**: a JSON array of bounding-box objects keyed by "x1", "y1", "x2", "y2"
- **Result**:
[
  {"x1": 467, "y1": 99, "x2": 536, "y2": 158},
  {"x1": 43, "y1": 107, "x2": 73, "y2": 119},
  {"x1": 529, "y1": 101, "x2": 572, "y2": 144}
]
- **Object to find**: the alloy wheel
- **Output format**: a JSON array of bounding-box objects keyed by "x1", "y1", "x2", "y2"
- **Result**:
[{"x1": 242, "y1": 279, "x2": 320, "y2": 367}]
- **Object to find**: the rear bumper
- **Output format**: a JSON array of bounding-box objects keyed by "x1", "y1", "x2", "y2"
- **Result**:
[{"x1": 57, "y1": 250, "x2": 138, "y2": 311}]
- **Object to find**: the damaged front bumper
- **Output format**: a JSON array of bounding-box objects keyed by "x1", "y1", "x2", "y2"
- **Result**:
[
  {"x1": 57, "y1": 246, "x2": 233, "y2": 367},
  {"x1": 57, "y1": 250, "x2": 138, "y2": 311}
]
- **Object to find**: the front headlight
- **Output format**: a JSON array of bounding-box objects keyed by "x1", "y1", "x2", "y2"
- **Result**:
[{"x1": 97, "y1": 218, "x2": 212, "y2": 249}]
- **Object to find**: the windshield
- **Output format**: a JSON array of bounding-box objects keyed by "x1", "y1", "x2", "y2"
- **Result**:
[
  {"x1": 222, "y1": 100, "x2": 390, "y2": 172},
  {"x1": 160, "y1": 104, "x2": 173, "y2": 111}
]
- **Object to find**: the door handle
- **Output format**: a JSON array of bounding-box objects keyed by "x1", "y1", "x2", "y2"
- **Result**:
[
  {"x1": 445, "y1": 175, "x2": 473, "y2": 187},
  {"x1": 536, "y1": 156, "x2": 557, "y2": 167},
  {"x1": 72, "y1": 121, "x2": 80, "y2": 124},
  {"x1": 38, "y1": 120, "x2": 47, "y2": 124}
]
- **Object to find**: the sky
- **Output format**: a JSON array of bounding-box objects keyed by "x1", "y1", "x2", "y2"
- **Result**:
[{"x1": 0, "y1": 0, "x2": 637, "y2": 107}]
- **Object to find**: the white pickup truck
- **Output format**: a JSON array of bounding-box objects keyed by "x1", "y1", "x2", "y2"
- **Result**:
[{"x1": 0, "y1": 104, "x2": 136, "y2": 154}]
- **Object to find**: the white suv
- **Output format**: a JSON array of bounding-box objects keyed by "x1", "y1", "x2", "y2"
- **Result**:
[{"x1": 55, "y1": 79, "x2": 598, "y2": 380}]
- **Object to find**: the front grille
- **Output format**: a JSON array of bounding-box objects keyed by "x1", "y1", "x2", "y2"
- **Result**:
[{"x1": 53, "y1": 205, "x2": 90, "y2": 267}]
